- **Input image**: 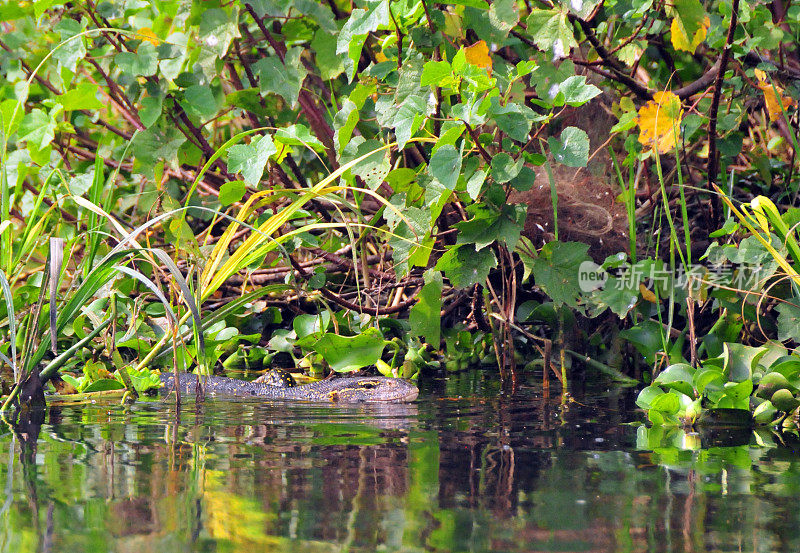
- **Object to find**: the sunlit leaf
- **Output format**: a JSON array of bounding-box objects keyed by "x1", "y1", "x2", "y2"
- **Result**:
[{"x1": 637, "y1": 91, "x2": 684, "y2": 153}]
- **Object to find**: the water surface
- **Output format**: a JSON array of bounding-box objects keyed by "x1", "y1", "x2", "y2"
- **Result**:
[{"x1": 2, "y1": 371, "x2": 800, "y2": 552}]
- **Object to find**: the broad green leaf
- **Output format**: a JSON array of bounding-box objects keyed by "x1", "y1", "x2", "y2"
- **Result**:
[
  {"x1": 428, "y1": 145, "x2": 462, "y2": 190},
  {"x1": 455, "y1": 203, "x2": 526, "y2": 251},
  {"x1": 526, "y1": 9, "x2": 577, "y2": 55},
  {"x1": 199, "y1": 8, "x2": 239, "y2": 58},
  {"x1": 490, "y1": 152, "x2": 523, "y2": 183},
  {"x1": 59, "y1": 83, "x2": 103, "y2": 111},
  {"x1": 254, "y1": 48, "x2": 307, "y2": 107},
  {"x1": 313, "y1": 327, "x2": 386, "y2": 372},
  {"x1": 333, "y1": 99, "x2": 359, "y2": 153},
  {"x1": 0, "y1": 100, "x2": 24, "y2": 137},
  {"x1": 654, "y1": 363, "x2": 696, "y2": 398},
  {"x1": 82, "y1": 378, "x2": 125, "y2": 393},
  {"x1": 115, "y1": 41, "x2": 159, "y2": 76},
  {"x1": 421, "y1": 61, "x2": 453, "y2": 87},
  {"x1": 219, "y1": 181, "x2": 247, "y2": 206},
  {"x1": 19, "y1": 109, "x2": 56, "y2": 150},
  {"x1": 436, "y1": 244, "x2": 497, "y2": 288},
  {"x1": 636, "y1": 384, "x2": 665, "y2": 409},
  {"x1": 227, "y1": 134, "x2": 277, "y2": 186},
  {"x1": 548, "y1": 126, "x2": 589, "y2": 167},
  {"x1": 336, "y1": 0, "x2": 390, "y2": 55},
  {"x1": 530, "y1": 241, "x2": 591, "y2": 309},
  {"x1": 558, "y1": 75, "x2": 602, "y2": 106},
  {"x1": 723, "y1": 342, "x2": 767, "y2": 383},
  {"x1": 52, "y1": 19, "x2": 86, "y2": 71},
  {"x1": 183, "y1": 85, "x2": 218, "y2": 119},
  {"x1": 488, "y1": 98, "x2": 539, "y2": 142},
  {"x1": 312, "y1": 29, "x2": 345, "y2": 80},
  {"x1": 131, "y1": 126, "x2": 186, "y2": 176},
  {"x1": 139, "y1": 95, "x2": 164, "y2": 128},
  {"x1": 409, "y1": 269, "x2": 443, "y2": 346}
]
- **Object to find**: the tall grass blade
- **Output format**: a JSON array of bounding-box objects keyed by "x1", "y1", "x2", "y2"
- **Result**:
[
  {"x1": 0, "y1": 270, "x2": 16, "y2": 379},
  {"x1": 48, "y1": 238, "x2": 64, "y2": 354}
]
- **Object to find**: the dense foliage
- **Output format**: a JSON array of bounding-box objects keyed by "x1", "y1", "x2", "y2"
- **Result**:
[{"x1": 1, "y1": 0, "x2": 800, "y2": 430}]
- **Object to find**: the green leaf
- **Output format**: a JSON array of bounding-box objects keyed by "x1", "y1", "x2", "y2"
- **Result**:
[
  {"x1": 436, "y1": 244, "x2": 497, "y2": 288},
  {"x1": 52, "y1": 19, "x2": 86, "y2": 71},
  {"x1": 490, "y1": 152, "x2": 523, "y2": 183},
  {"x1": 526, "y1": 9, "x2": 577, "y2": 54},
  {"x1": 254, "y1": 48, "x2": 307, "y2": 107},
  {"x1": 530, "y1": 241, "x2": 591, "y2": 309},
  {"x1": 428, "y1": 145, "x2": 462, "y2": 190},
  {"x1": 488, "y1": 0, "x2": 520, "y2": 37},
  {"x1": 82, "y1": 379, "x2": 125, "y2": 393},
  {"x1": 776, "y1": 300, "x2": 800, "y2": 342},
  {"x1": 421, "y1": 60, "x2": 452, "y2": 87},
  {"x1": 488, "y1": 98, "x2": 539, "y2": 142},
  {"x1": 723, "y1": 342, "x2": 766, "y2": 383},
  {"x1": 446, "y1": 0, "x2": 489, "y2": 8},
  {"x1": 636, "y1": 384, "x2": 665, "y2": 409},
  {"x1": 654, "y1": 363, "x2": 696, "y2": 398},
  {"x1": 219, "y1": 181, "x2": 247, "y2": 206},
  {"x1": 548, "y1": 126, "x2": 589, "y2": 167},
  {"x1": 313, "y1": 327, "x2": 387, "y2": 372},
  {"x1": 19, "y1": 108, "x2": 56, "y2": 150},
  {"x1": 558, "y1": 75, "x2": 602, "y2": 106},
  {"x1": 333, "y1": 99, "x2": 360, "y2": 154},
  {"x1": 199, "y1": 8, "x2": 239, "y2": 58},
  {"x1": 409, "y1": 270, "x2": 443, "y2": 346},
  {"x1": 115, "y1": 41, "x2": 159, "y2": 76},
  {"x1": 455, "y1": 203, "x2": 527, "y2": 251},
  {"x1": 183, "y1": 84, "x2": 217, "y2": 119},
  {"x1": 59, "y1": 83, "x2": 103, "y2": 111},
  {"x1": 131, "y1": 126, "x2": 186, "y2": 176},
  {"x1": 673, "y1": 0, "x2": 706, "y2": 37},
  {"x1": 0, "y1": 100, "x2": 24, "y2": 137},
  {"x1": 227, "y1": 134, "x2": 277, "y2": 186},
  {"x1": 139, "y1": 95, "x2": 164, "y2": 128},
  {"x1": 336, "y1": 0, "x2": 389, "y2": 55},
  {"x1": 312, "y1": 29, "x2": 345, "y2": 80}
]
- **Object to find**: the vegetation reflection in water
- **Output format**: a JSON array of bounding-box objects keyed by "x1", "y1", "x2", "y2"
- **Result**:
[{"x1": 2, "y1": 375, "x2": 800, "y2": 553}]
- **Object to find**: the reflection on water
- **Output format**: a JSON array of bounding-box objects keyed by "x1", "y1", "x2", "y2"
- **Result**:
[{"x1": 2, "y1": 371, "x2": 800, "y2": 552}]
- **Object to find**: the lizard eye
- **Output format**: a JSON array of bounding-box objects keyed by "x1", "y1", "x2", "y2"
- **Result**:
[{"x1": 357, "y1": 380, "x2": 380, "y2": 389}]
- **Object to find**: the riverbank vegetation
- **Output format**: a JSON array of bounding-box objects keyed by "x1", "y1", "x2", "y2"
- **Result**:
[{"x1": 0, "y1": 0, "x2": 799, "y2": 429}]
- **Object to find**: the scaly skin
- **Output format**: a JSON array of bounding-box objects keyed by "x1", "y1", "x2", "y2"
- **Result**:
[{"x1": 159, "y1": 373, "x2": 419, "y2": 403}]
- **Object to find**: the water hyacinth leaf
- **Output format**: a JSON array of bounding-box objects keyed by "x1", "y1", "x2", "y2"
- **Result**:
[
  {"x1": 723, "y1": 342, "x2": 766, "y2": 382},
  {"x1": 82, "y1": 379, "x2": 125, "y2": 393},
  {"x1": 654, "y1": 363, "x2": 695, "y2": 397},
  {"x1": 636, "y1": 384, "x2": 665, "y2": 409},
  {"x1": 547, "y1": 127, "x2": 589, "y2": 167},
  {"x1": 313, "y1": 327, "x2": 386, "y2": 372}
]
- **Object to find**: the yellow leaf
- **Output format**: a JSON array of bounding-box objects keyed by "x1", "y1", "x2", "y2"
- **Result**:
[
  {"x1": 375, "y1": 50, "x2": 388, "y2": 62},
  {"x1": 755, "y1": 71, "x2": 797, "y2": 122},
  {"x1": 137, "y1": 27, "x2": 161, "y2": 46},
  {"x1": 637, "y1": 91, "x2": 684, "y2": 153},
  {"x1": 670, "y1": 16, "x2": 709, "y2": 53},
  {"x1": 464, "y1": 40, "x2": 492, "y2": 75},
  {"x1": 639, "y1": 283, "x2": 658, "y2": 304}
]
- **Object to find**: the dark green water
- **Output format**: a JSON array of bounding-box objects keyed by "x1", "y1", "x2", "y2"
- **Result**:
[{"x1": 2, "y1": 371, "x2": 800, "y2": 552}]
